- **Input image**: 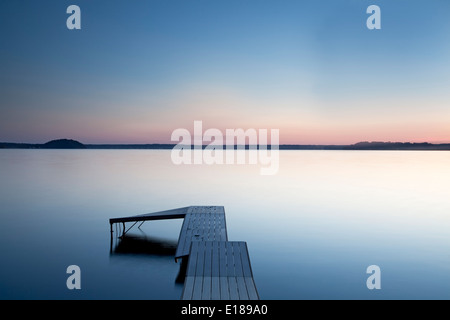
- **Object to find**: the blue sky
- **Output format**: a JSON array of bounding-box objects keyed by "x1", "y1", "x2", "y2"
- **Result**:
[{"x1": 1, "y1": 0, "x2": 449, "y2": 144}]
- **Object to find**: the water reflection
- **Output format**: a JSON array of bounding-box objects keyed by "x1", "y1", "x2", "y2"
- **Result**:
[
  {"x1": 110, "y1": 234, "x2": 187, "y2": 285},
  {"x1": 111, "y1": 235, "x2": 177, "y2": 256}
]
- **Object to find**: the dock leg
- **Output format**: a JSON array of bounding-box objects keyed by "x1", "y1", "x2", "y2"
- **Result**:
[
  {"x1": 109, "y1": 223, "x2": 114, "y2": 253},
  {"x1": 175, "y1": 257, "x2": 188, "y2": 284}
]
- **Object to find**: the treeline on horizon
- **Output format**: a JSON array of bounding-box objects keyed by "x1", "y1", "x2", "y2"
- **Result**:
[{"x1": 1, "y1": 139, "x2": 450, "y2": 150}]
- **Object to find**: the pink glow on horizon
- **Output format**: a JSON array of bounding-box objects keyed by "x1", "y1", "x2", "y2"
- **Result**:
[
  {"x1": 5, "y1": 116, "x2": 449, "y2": 145},
  {"x1": 2, "y1": 86, "x2": 449, "y2": 145}
]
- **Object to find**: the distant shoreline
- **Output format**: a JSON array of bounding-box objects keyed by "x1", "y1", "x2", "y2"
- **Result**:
[{"x1": 1, "y1": 140, "x2": 450, "y2": 150}]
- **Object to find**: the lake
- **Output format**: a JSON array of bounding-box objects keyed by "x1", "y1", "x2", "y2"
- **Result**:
[{"x1": 1, "y1": 149, "x2": 449, "y2": 299}]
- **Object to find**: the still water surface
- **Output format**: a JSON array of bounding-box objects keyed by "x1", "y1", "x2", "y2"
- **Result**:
[{"x1": 0, "y1": 150, "x2": 449, "y2": 299}]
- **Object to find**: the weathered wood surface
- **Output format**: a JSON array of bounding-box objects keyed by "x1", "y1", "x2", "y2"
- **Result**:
[
  {"x1": 181, "y1": 241, "x2": 259, "y2": 300},
  {"x1": 175, "y1": 206, "x2": 227, "y2": 261}
]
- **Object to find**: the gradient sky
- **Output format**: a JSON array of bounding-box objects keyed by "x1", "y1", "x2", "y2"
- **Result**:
[{"x1": 1, "y1": 0, "x2": 450, "y2": 144}]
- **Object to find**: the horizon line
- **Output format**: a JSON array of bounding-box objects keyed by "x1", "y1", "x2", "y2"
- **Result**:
[
  {"x1": 2, "y1": 141, "x2": 450, "y2": 146},
  {"x1": 0, "y1": 139, "x2": 450, "y2": 150},
  {"x1": 67, "y1": 139, "x2": 450, "y2": 146}
]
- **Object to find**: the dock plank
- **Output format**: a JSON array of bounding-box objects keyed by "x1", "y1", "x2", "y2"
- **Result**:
[
  {"x1": 182, "y1": 277, "x2": 195, "y2": 300},
  {"x1": 201, "y1": 241, "x2": 213, "y2": 299},
  {"x1": 244, "y1": 277, "x2": 259, "y2": 300},
  {"x1": 219, "y1": 241, "x2": 229, "y2": 299},
  {"x1": 182, "y1": 240, "x2": 199, "y2": 300},
  {"x1": 192, "y1": 241, "x2": 205, "y2": 300}
]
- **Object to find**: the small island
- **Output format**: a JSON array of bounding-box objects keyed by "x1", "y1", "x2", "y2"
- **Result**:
[
  {"x1": 0, "y1": 139, "x2": 86, "y2": 149},
  {"x1": 41, "y1": 139, "x2": 86, "y2": 149}
]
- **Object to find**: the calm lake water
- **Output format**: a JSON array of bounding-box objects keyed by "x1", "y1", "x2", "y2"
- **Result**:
[{"x1": 1, "y1": 149, "x2": 450, "y2": 299}]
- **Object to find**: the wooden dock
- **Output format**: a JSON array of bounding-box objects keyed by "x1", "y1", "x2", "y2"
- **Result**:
[{"x1": 109, "y1": 206, "x2": 258, "y2": 300}]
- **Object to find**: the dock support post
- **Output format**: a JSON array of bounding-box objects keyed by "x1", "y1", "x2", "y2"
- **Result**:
[{"x1": 109, "y1": 222, "x2": 114, "y2": 253}]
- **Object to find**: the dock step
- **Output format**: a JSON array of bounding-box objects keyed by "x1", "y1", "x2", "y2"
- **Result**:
[{"x1": 181, "y1": 241, "x2": 259, "y2": 300}]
